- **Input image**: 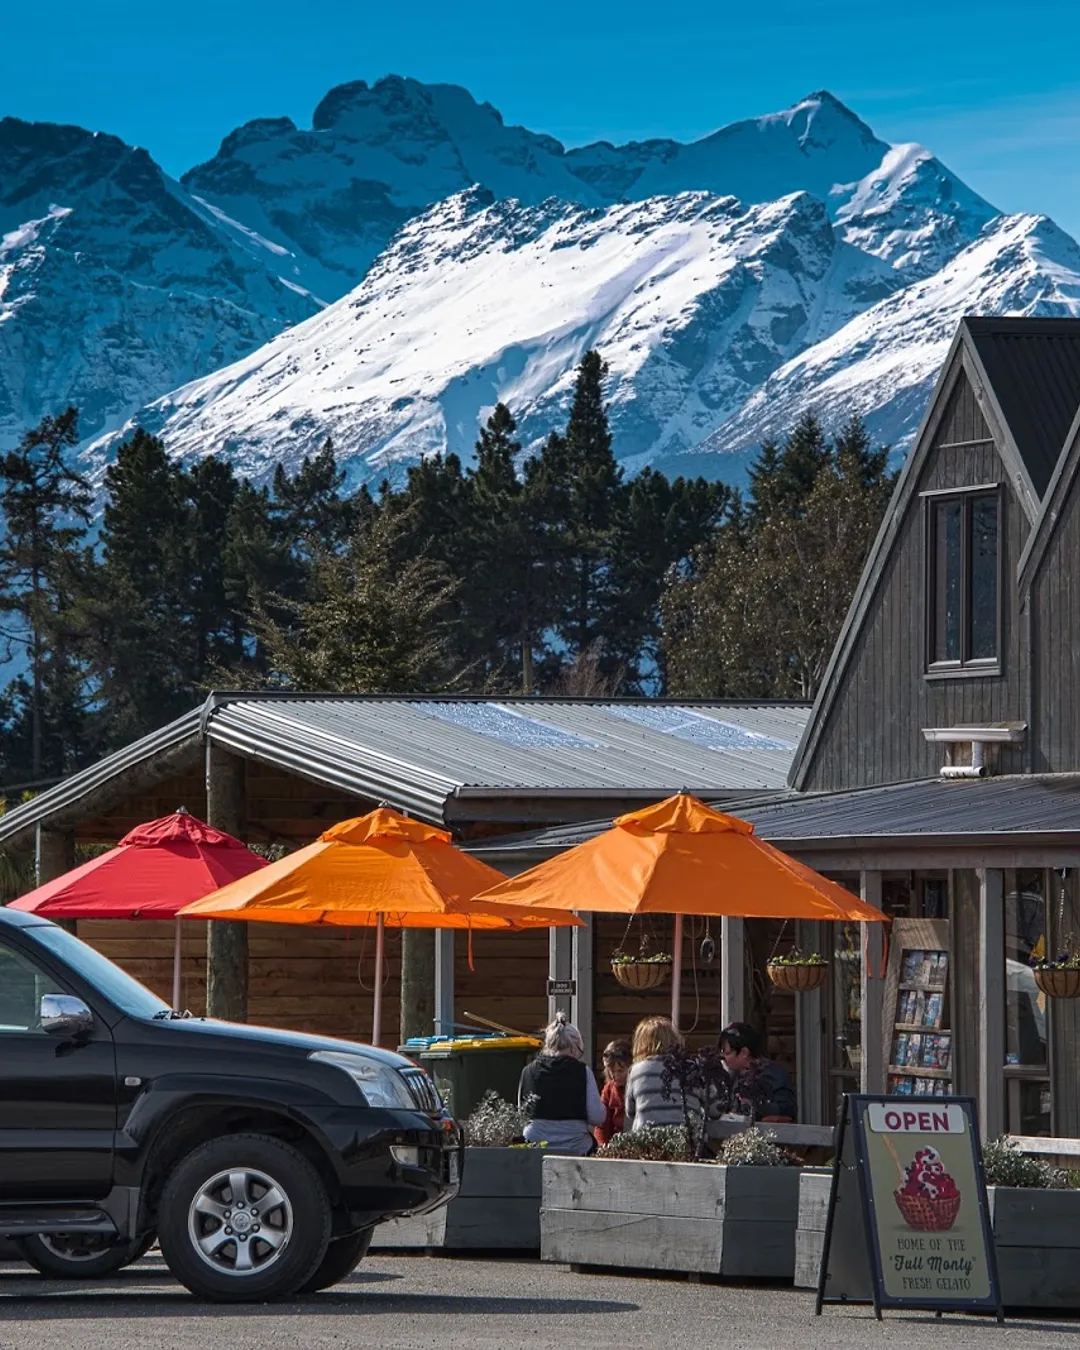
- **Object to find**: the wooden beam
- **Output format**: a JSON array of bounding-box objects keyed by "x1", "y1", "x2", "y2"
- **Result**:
[
  {"x1": 720, "y1": 917, "x2": 745, "y2": 1029},
  {"x1": 796, "y1": 919, "x2": 827, "y2": 1125},
  {"x1": 548, "y1": 927, "x2": 572, "y2": 1024},
  {"x1": 35, "y1": 825, "x2": 74, "y2": 885},
  {"x1": 571, "y1": 914, "x2": 594, "y2": 1061},
  {"x1": 860, "y1": 872, "x2": 885, "y2": 1094},
  {"x1": 205, "y1": 742, "x2": 248, "y2": 1022},
  {"x1": 434, "y1": 930, "x2": 455, "y2": 1035},
  {"x1": 400, "y1": 929, "x2": 435, "y2": 1044},
  {"x1": 978, "y1": 869, "x2": 1006, "y2": 1139}
]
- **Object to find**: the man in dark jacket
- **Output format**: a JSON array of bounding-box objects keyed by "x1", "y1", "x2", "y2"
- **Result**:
[{"x1": 718, "y1": 1022, "x2": 797, "y2": 1122}]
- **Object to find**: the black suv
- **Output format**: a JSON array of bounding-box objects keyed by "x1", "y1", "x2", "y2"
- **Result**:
[{"x1": 0, "y1": 906, "x2": 461, "y2": 1301}]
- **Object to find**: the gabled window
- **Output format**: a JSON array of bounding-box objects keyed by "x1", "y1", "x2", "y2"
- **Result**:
[{"x1": 924, "y1": 487, "x2": 1001, "y2": 673}]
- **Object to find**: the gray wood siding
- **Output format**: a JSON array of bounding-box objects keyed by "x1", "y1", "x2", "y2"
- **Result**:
[
  {"x1": 802, "y1": 375, "x2": 1029, "y2": 791},
  {"x1": 1031, "y1": 474, "x2": 1080, "y2": 772}
]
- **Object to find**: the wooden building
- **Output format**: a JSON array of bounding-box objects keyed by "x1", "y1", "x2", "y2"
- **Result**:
[
  {"x1": 0, "y1": 696, "x2": 806, "y2": 1053},
  {"x1": 484, "y1": 317, "x2": 1080, "y2": 1139}
]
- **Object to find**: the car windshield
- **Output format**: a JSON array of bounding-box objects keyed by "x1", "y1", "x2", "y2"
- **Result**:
[{"x1": 26, "y1": 924, "x2": 170, "y2": 1020}]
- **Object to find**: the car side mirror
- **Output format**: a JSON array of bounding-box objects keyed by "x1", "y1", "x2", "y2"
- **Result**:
[{"x1": 40, "y1": 993, "x2": 94, "y2": 1038}]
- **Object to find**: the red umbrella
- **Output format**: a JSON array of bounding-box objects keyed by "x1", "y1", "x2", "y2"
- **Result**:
[{"x1": 9, "y1": 809, "x2": 268, "y2": 1007}]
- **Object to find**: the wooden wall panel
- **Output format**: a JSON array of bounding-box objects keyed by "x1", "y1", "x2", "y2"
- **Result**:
[
  {"x1": 1031, "y1": 470, "x2": 1080, "y2": 772},
  {"x1": 803, "y1": 372, "x2": 1030, "y2": 791}
]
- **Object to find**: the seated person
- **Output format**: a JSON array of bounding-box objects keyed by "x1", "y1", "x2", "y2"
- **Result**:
[
  {"x1": 518, "y1": 1013, "x2": 606, "y2": 1155},
  {"x1": 625, "y1": 1015, "x2": 702, "y2": 1131},
  {"x1": 718, "y1": 1021, "x2": 797, "y2": 1122}
]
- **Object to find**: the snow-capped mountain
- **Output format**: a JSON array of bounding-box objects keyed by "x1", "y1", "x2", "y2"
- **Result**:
[
  {"x1": 0, "y1": 118, "x2": 318, "y2": 448},
  {"x1": 182, "y1": 79, "x2": 994, "y2": 301},
  {"x1": 119, "y1": 187, "x2": 898, "y2": 481},
  {"x1": 1, "y1": 79, "x2": 1064, "y2": 483},
  {"x1": 696, "y1": 214, "x2": 1080, "y2": 462}
]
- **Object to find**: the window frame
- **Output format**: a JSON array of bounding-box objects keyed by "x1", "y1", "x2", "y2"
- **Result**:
[{"x1": 922, "y1": 483, "x2": 1003, "y2": 678}]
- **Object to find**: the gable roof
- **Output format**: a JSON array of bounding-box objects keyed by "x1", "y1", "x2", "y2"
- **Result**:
[
  {"x1": 1018, "y1": 395, "x2": 1080, "y2": 587},
  {"x1": 788, "y1": 315, "x2": 1080, "y2": 792},
  {"x1": 964, "y1": 317, "x2": 1080, "y2": 499},
  {"x1": 0, "y1": 693, "x2": 810, "y2": 847}
]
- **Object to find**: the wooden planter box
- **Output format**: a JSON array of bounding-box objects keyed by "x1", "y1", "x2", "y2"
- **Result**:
[
  {"x1": 796, "y1": 1170, "x2": 1080, "y2": 1309},
  {"x1": 371, "y1": 1147, "x2": 543, "y2": 1251},
  {"x1": 541, "y1": 1155, "x2": 803, "y2": 1278}
]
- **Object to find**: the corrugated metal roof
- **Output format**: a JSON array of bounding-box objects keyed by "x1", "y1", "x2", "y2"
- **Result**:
[
  {"x1": 206, "y1": 695, "x2": 810, "y2": 821},
  {"x1": 469, "y1": 774, "x2": 1080, "y2": 859},
  {"x1": 965, "y1": 318, "x2": 1080, "y2": 499},
  {"x1": 738, "y1": 774, "x2": 1080, "y2": 843},
  {"x1": 0, "y1": 695, "x2": 809, "y2": 845}
]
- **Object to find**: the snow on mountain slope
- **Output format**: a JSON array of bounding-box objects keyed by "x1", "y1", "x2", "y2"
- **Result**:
[
  {"x1": 182, "y1": 82, "x2": 994, "y2": 304},
  {"x1": 695, "y1": 214, "x2": 1080, "y2": 462},
  {"x1": 106, "y1": 186, "x2": 897, "y2": 484},
  {"x1": 0, "y1": 118, "x2": 317, "y2": 447}
]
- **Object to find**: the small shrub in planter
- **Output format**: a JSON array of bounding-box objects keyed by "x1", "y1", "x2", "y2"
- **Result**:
[
  {"x1": 720, "y1": 1127, "x2": 796, "y2": 1167},
  {"x1": 596, "y1": 1125, "x2": 689, "y2": 1161},
  {"x1": 463, "y1": 1090, "x2": 533, "y2": 1147},
  {"x1": 982, "y1": 1136, "x2": 1066, "y2": 1189},
  {"x1": 767, "y1": 949, "x2": 828, "y2": 992}
]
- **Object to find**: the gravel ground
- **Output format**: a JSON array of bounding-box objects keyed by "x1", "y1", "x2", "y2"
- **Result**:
[{"x1": 1, "y1": 1254, "x2": 1078, "y2": 1350}]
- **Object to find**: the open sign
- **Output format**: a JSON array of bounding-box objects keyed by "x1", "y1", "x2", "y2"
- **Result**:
[{"x1": 868, "y1": 1103, "x2": 964, "y2": 1133}]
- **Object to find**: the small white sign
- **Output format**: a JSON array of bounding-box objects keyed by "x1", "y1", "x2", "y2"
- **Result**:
[{"x1": 867, "y1": 1103, "x2": 964, "y2": 1134}]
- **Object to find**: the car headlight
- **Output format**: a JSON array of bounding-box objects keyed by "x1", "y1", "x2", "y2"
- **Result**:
[
  {"x1": 309, "y1": 1051, "x2": 416, "y2": 1108},
  {"x1": 391, "y1": 1145, "x2": 421, "y2": 1165}
]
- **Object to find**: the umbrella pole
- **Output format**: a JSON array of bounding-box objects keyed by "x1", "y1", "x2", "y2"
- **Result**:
[
  {"x1": 172, "y1": 916, "x2": 183, "y2": 1010},
  {"x1": 671, "y1": 913, "x2": 684, "y2": 1029},
  {"x1": 372, "y1": 913, "x2": 385, "y2": 1046}
]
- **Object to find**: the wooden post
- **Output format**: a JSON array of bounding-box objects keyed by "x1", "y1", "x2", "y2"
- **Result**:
[
  {"x1": 35, "y1": 827, "x2": 76, "y2": 932},
  {"x1": 671, "y1": 913, "x2": 684, "y2": 1028},
  {"x1": 978, "y1": 869, "x2": 1006, "y2": 1139},
  {"x1": 548, "y1": 926, "x2": 572, "y2": 1024},
  {"x1": 400, "y1": 929, "x2": 435, "y2": 1045},
  {"x1": 796, "y1": 919, "x2": 827, "y2": 1125},
  {"x1": 205, "y1": 741, "x2": 248, "y2": 1022},
  {"x1": 860, "y1": 872, "x2": 885, "y2": 1094},
  {"x1": 434, "y1": 930, "x2": 455, "y2": 1035},
  {"x1": 1050, "y1": 870, "x2": 1080, "y2": 1138},
  {"x1": 571, "y1": 913, "x2": 594, "y2": 1061},
  {"x1": 35, "y1": 825, "x2": 74, "y2": 885},
  {"x1": 720, "y1": 917, "x2": 745, "y2": 1028}
]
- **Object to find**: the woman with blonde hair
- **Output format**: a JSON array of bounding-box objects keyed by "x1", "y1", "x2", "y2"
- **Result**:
[
  {"x1": 624, "y1": 1015, "x2": 702, "y2": 1132},
  {"x1": 518, "y1": 1012, "x2": 606, "y2": 1154}
]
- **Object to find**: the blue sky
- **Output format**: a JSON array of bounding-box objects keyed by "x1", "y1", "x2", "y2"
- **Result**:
[{"x1": 6, "y1": 0, "x2": 1080, "y2": 235}]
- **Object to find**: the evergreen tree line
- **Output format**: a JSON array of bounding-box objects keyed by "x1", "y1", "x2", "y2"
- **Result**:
[{"x1": 0, "y1": 352, "x2": 894, "y2": 789}]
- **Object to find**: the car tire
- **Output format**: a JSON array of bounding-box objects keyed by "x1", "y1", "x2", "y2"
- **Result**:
[
  {"x1": 297, "y1": 1227, "x2": 373, "y2": 1294},
  {"x1": 16, "y1": 1232, "x2": 145, "y2": 1280},
  {"x1": 157, "y1": 1133, "x2": 331, "y2": 1303}
]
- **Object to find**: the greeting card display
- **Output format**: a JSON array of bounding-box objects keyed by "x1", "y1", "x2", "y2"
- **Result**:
[{"x1": 883, "y1": 918, "x2": 953, "y2": 1096}]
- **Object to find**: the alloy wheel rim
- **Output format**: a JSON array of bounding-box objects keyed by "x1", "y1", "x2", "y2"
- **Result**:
[
  {"x1": 186, "y1": 1167, "x2": 293, "y2": 1277},
  {"x1": 38, "y1": 1233, "x2": 113, "y2": 1262}
]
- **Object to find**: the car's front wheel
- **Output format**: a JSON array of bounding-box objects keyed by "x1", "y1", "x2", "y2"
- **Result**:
[
  {"x1": 157, "y1": 1133, "x2": 331, "y2": 1303},
  {"x1": 16, "y1": 1232, "x2": 149, "y2": 1280},
  {"x1": 297, "y1": 1226, "x2": 373, "y2": 1294}
]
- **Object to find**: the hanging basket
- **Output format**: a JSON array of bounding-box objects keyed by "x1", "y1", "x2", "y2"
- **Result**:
[
  {"x1": 767, "y1": 961, "x2": 828, "y2": 993},
  {"x1": 612, "y1": 959, "x2": 672, "y2": 990},
  {"x1": 1033, "y1": 967, "x2": 1080, "y2": 999}
]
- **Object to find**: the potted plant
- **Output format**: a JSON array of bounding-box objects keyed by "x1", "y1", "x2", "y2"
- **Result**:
[
  {"x1": 767, "y1": 948, "x2": 828, "y2": 992},
  {"x1": 611, "y1": 941, "x2": 673, "y2": 989},
  {"x1": 373, "y1": 1091, "x2": 544, "y2": 1251},
  {"x1": 1030, "y1": 938, "x2": 1080, "y2": 998}
]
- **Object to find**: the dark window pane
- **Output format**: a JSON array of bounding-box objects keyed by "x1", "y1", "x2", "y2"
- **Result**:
[
  {"x1": 970, "y1": 496, "x2": 998, "y2": 659},
  {"x1": 934, "y1": 501, "x2": 962, "y2": 662}
]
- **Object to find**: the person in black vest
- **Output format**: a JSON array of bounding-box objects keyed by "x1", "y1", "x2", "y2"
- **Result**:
[{"x1": 518, "y1": 1012, "x2": 606, "y2": 1154}]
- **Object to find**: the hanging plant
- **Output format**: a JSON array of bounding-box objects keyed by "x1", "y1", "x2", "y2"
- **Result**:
[
  {"x1": 767, "y1": 948, "x2": 828, "y2": 992},
  {"x1": 1031, "y1": 936, "x2": 1080, "y2": 999},
  {"x1": 611, "y1": 916, "x2": 672, "y2": 990}
]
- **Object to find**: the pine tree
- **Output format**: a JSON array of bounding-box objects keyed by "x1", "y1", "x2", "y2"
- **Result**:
[
  {"x1": 84, "y1": 429, "x2": 195, "y2": 742},
  {"x1": 556, "y1": 351, "x2": 623, "y2": 666},
  {"x1": 0, "y1": 408, "x2": 92, "y2": 780}
]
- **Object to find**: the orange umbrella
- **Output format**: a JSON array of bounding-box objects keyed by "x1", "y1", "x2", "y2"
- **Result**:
[
  {"x1": 179, "y1": 807, "x2": 580, "y2": 1042},
  {"x1": 473, "y1": 793, "x2": 886, "y2": 1023}
]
